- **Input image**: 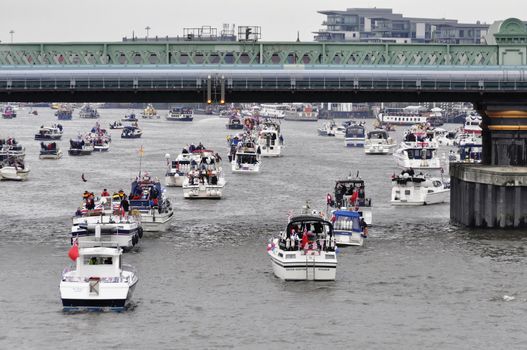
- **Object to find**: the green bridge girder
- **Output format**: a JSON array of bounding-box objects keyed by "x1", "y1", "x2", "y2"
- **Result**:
[{"x1": 0, "y1": 42, "x2": 502, "y2": 66}]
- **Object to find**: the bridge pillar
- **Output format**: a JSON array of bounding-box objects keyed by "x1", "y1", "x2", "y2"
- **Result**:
[{"x1": 450, "y1": 103, "x2": 527, "y2": 228}]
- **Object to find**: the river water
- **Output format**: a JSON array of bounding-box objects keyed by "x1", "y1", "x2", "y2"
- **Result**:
[{"x1": 1, "y1": 108, "x2": 526, "y2": 349}]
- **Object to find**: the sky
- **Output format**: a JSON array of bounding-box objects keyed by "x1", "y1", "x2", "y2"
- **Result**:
[{"x1": 0, "y1": 0, "x2": 525, "y2": 43}]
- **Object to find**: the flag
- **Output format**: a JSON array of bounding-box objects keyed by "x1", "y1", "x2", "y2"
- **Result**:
[
  {"x1": 301, "y1": 227, "x2": 308, "y2": 249},
  {"x1": 350, "y1": 191, "x2": 359, "y2": 205},
  {"x1": 326, "y1": 193, "x2": 333, "y2": 205},
  {"x1": 139, "y1": 145, "x2": 144, "y2": 157},
  {"x1": 68, "y1": 239, "x2": 79, "y2": 261}
]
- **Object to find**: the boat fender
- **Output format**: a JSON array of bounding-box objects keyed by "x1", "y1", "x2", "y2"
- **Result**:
[
  {"x1": 285, "y1": 238, "x2": 290, "y2": 250},
  {"x1": 138, "y1": 227, "x2": 144, "y2": 239}
]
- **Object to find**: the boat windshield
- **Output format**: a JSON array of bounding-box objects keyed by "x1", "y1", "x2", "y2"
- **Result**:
[
  {"x1": 406, "y1": 148, "x2": 435, "y2": 160},
  {"x1": 286, "y1": 217, "x2": 333, "y2": 239},
  {"x1": 333, "y1": 211, "x2": 361, "y2": 232}
]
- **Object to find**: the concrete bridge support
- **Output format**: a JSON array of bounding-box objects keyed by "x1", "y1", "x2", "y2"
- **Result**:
[{"x1": 450, "y1": 103, "x2": 527, "y2": 228}]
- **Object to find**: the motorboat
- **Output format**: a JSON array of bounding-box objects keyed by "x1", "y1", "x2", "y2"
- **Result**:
[
  {"x1": 231, "y1": 140, "x2": 261, "y2": 173},
  {"x1": 109, "y1": 121, "x2": 124, "y2": 130},
  {"x1": 344, "y1": 123, "x2": 366, "y2": 147},
  {"x1": 268, "y1": 211, "x2": 337, "y2": 281},
  {"x1": 166, "y1": 107, "x2": 193, "y2": 121},
  {"x1": 463, "y1": 112, "x2": 482, "y2": 135},
  {"x1": 34, "y1": 124, "x2": 63, "y2": 140},
  {"x1": 391, "y1": 170, "x2": 450, "y2": 206},
  {"x1": 0, "y1": 138, "x2": 25, "y2": 160},
  {"x1": 129, "y1": 173, "x2": 174, "y2": 232},
  {"x1": 60, "y1": 241, "x2": 138, "y2": 310},
  {"x1": 0, "y1": 158, "x2": 30, "y2": 181},
  {"x1": 141, "y1": 104, "x2": 158, "y2": 119},
  {"x1": 448, "y1": 136, "x2": 482, "y2": 164},
  {"x1": 182, "y1": 150, "x2": 226, "y2": 199},
  {"x1": 393, "y1": 144, "x2": 442, "y2": 169},
  {"x1": 68, "y1": 137, "x2": 94, "y2": 156},
  {"x1": 56, "y1": 104, "x2": 73, "y2": 120},
  {"x1": 283, "y1": 103, "x2": 318, "y2": 121},
  {"x1": 72, "y1": 194, "x2": 143, "y2": 250},
  {"x1": 331, "y1": 210, "x2": 366, "y2": 247},
  {"x1": 257, "y1": 121, "x2": 282, "y2": 157},
  {"x1": 122, "y1": 112, "x2": 138, "y2": 122},
  {"x1": 332, "y1": 175, "x2": 372, "y2": 225},
  {"x1": 79, "y1": 104, "x2": 100, "y2": 119},
  {"x1": 318, "y1": 120, "x2": 337, "y2": 136},
  {"x1": 165, "y1": 152, "x2": 196, "y2": 187},
  {"x1": 364, "y1": 130, "x2": 395, "y2": 154},
  {"x1": 2, "y1": 105, "x2": 17, "y2": 119},
  {"x1": 121, "y1": 126, "x2": 142, "y2": 139},
  {"x1": 259, "y1": 104, "x2": 287, "y2": 119},
  {"x1": 377, "y1": 106, "x2": 431, "y2": 126},
  {"x1": 226, "y1": 115, "x2": 244, "y2": 129},
  {"x1": 93, "y1": 138, "x2": 110, "y2": 152},
  {"x1": 39, "y1": 142, "x2": 63, "y2": 159}
]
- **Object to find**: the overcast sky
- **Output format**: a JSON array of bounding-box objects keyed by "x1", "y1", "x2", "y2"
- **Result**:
[{"x1": 1, "y1": 0, "x2": 524, "y2": 43}]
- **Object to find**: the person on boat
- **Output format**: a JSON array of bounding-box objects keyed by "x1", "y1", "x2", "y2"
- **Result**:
[
  {"x1": 189, "y1": 144, "x2": 196, "y2": 153},
  {"x1": 279, "y1": 134, "x2": 284, "y2": 145},
  {"x1": 75, "y1": 207, "x2": 82, "y2": 217},
  {"x1": 360, "y1": 217, "x2": 368, "y2": 238},
  {"x1": 101, "y1": 189, "x2": 110, "y2": 197},
  {"x1": 121, "y1": 196, "x2": 130, "y2": 213}
]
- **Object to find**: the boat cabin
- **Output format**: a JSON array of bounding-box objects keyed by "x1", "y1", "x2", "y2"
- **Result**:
[
  {"x1": 279, "y1": 216, "x2": 334, "y2": 252},
  {"x1": 334, "y1": 178, "x2": 371, "y2": 208},
  {"x1": 345, "y1": 125, "x2": 365, "y2": 138},
  {"x1": 367, "y1": 130, "x2": 388, "y2": 140},
  {"x1": 404, "y1": 148, "x2": 436, "y2": 160},
  {"x1": 332, "y1": 210, "x2": 362, "y2": 233},
  {"x1": 75, "y1": 246, "x2": 122, "y2": 279}
]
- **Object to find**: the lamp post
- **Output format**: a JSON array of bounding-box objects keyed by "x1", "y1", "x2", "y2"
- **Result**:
[
  {"x1": 145, "y1": 26, "x2": 151, "y2": 40},
  {"x1": 9, "y1": 30, "x2": 14, "y2": 44}
]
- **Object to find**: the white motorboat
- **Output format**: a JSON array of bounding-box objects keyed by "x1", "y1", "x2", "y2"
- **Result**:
[
  {"x1": 34, "y1": 125, "x2": 63, "y2": 140},
  {"x1": 109, "y1": 121, "x2": 124, "y2": 130},
  {"x1": 71, "y1": 214, "x2": 142, "y2": 251},
  {"x1": 393, "y1": 143, "x2": 442, "y2": 169},
  {"x1": 60, "y1": 241, "x2": 138, "y2": 310},
  {"x1": 268, "y1": 213, "x2": 337, "y2": 281},
  {"x1": 377, "y1": 105, "x2": 431, "y2": 126},
  {"x1": 129, "y1": 173, "x2": 174, "y2": 232},
  {"x1": 231, "y1": 140, "x2": 261, "y2": 173},
  {"x1": 141, "y1": 104, "x2": 159, "y2": 119},
  {"x1": 283, "y1": 103, "x2": 318, "y2": 121},
  {"x1": 121, "y1": 126, "x2": 142, "y2": 139},
  {"x1": 165, "y1": 152, "x2": 196, "y2": 187},
  {"x1": 0, "y1": 138, "x2": 25, "y2": 160},
  {"x1": 331, "y1": 210, "x2": 366, "y2": 247},
  {"x1": 0, "y1": 158, "x2": 29, "y2": 181},
  {"x1": 344, "y1": 124, "x2": 366, "y2": 147},
  {"x1": 93, "y1": 138, "x2": 110, "y2": 152},
  {"x1": 122, "y1": 112, "x2": 138, "y2": 122},
  {"x1": 39, "y1": 142, "x2": 63, "y2": 159},
  {"x1": 166, "y1": 107, "x2": 193, "y2": 121},
  {"x1": 391, "y1": 170, "x2": 450, "y2": 205},
  {"x1": 317, "y1": 121, "x2": 337, "y2": 136},
  {"x1": 448, "y1": 136, "x2": 482, "y2": 164},
  {"x1": 463, "y1": 112, "x2": 482, "y2": 135},
  {"x1": 79, "y1": 104, "x2": 100, "y2": 119},
  {"x1": 332, "y1": 175, "x2": 373, "y2": 225},
  {"x1": 364, "y1": 130, "x2": 395, "y2": 154},
  {"x1": 182, "y1": 150, "x2": 226, "y2": 199},
  {"x1": 68, "y1": 137, "x2": 94, "y2": 156},
  {"x1": 258, "y1": 121, "x2": 282, "y2": 157}
]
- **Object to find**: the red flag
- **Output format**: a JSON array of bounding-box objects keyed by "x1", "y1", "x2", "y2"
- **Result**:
[
  {"x1": 350, "y1": 191, "x2": 359, "y2": 204},
  {"x1": 301, "y1": 228, "x2": 309, "y2": 249},
  {"x1": 68, "y1": 240, "x2": 79, "y2": 261}
]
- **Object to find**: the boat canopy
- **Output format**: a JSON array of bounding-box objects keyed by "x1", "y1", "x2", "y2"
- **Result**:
[
  {"x1": 367, "y1": 130, "x2": 388, "y2": 139},
  {"x1": 286, "y1": 215, "x2": 333, "y2": 236},
  {"x1": 333, "y1": 210, "x2": 360, "y2": 218}
]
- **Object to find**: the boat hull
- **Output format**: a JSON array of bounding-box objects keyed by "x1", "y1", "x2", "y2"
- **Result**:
[
  {"x1": 68, "y1": 149, "x2": 93, "y2": 156},
  {"x1": 60, "y1": 280, "x2": 137, "y2": 310},
  {"x1": 183, "y1": 184, "x2": 224, "y2": 199},
  {"x1": 165, "y1": 174, "x2": 185, "y2": 187},
  {"x1": 345, "y1": 138, "x2": 365, "y2": 147},
  {"x1": 269, "y1": 251, "x2": 337, "y2": 281},
  {"x1": 35, "y1": 135, "x2": 62, "y2": 141},
  {"x1": 0, "y1": 167, "x2": 29, "y2": 181},
  {"x1": 335, "y1": 231, "x2": 364, "y2": 246},
  {"x1": 391, "y1": 188, "x2": 450, "y2": 206},
  {"x1": 39, "y1": 150, "x2": 63, "y2": 159},
  {"x1": 139, "y1": 211, "x2": 174, "y2": 232},
  {"x1": 166, "y1": 116, "x2": 193, "y2": 121}
]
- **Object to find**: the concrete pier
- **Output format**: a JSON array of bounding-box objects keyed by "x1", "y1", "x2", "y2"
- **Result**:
[{"x1": 450, "y1": 164, "x2": 527, "y2": 228}]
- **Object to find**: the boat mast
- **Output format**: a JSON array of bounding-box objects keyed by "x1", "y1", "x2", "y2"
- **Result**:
[{"x1": 138, "y1": 145, "x2": 144, "y2": 177}]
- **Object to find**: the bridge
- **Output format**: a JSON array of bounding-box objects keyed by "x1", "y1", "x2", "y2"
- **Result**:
[{"x1": 1, "y1": 18, "x2": 527, "y2": 228}]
